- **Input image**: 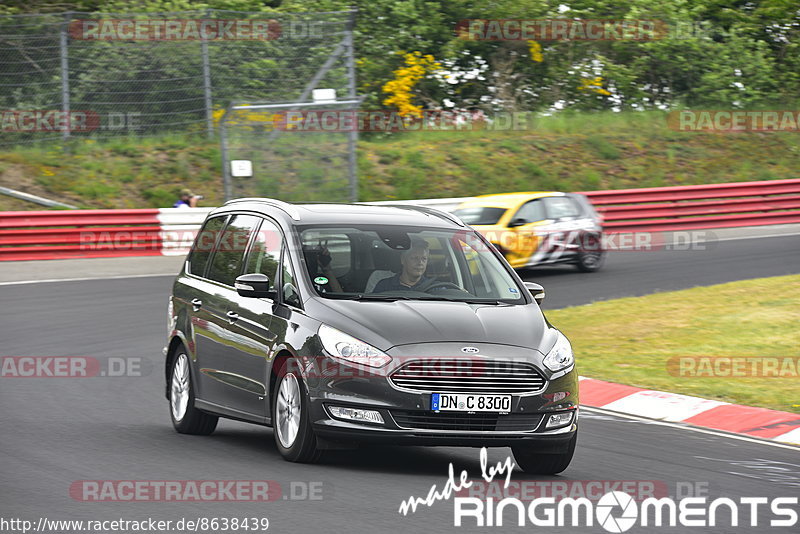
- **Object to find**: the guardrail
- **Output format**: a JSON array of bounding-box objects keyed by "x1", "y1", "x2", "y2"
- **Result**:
[
  {"x1": 1, "y1": 179, "x2": 799, "y2": 261},
  {"x1": 582, "y1": 178, "x2": 800, "y2": 232}
]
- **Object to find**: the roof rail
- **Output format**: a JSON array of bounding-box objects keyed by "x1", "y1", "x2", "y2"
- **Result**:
[
  {"x1": 372, "y1": 204, "x2": 465, "y2": 227},
  {"x1": 223, "y1": 197, "x2": 301, "y2": 220}
]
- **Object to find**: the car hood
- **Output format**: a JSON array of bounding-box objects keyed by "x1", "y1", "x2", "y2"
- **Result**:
[{"x1": 306, "y1": 298, "x2": 554, "y2": 353}]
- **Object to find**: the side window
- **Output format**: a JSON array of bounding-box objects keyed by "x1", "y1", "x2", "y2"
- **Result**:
[
  {"x1": 281, "y1": 252, "x2": 295, "y2": 288},
  {"x1": 207, "y1": 214, "x2": 260, "y2": 286},
  {"x1": 244, "y1": 219, "x2": 282, "y2": 290},
  {"x1": 512, "y1": 200, "x2": 545, "y2": 225},
  {"x1": 189, "y1": 215, "x2": 227, "y2": 277},
  {"x1": 544, "y1": 197, "x2": 580, "y2": 219},
  {"x1": 457, "y1": 238, "x2": 491, "y2": 296}
]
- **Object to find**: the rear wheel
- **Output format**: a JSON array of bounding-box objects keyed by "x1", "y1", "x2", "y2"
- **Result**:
[
  {"x1": 512, "y1": 433, "x2": 577, "y2": 475},
  {"x1": 273, "y1": 358, "x2": 322, "y2": 463},
  {"x1": 169, "y1": 351, "x2": 218, "y2": 435},
  {"x1": 575, "y1": 233, "x2": 604, "y2": 272}
]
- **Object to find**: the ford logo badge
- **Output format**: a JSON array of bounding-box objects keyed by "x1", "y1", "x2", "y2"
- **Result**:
[{"x1": 461, "y1": 347, "x2": 480, "y2": 354}]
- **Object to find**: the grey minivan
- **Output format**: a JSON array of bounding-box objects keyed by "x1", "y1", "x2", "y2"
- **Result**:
[{"x1": 164, "y1": 199, "x2": 578, "y2": 474}]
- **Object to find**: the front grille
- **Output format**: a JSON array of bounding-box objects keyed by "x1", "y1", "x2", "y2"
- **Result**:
[
  {"x1": 389, "y1": 358, "x2": 546, "y2": 394},
  {"x1": 391, "y1": 410, "x2": 544, "y2": 432}
]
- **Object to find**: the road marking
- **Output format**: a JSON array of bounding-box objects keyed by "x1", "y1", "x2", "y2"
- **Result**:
[
  {"x1": 692, "y1": 232, "x2": 800, "y2": 244},
  {"x1": 581, "y1": 406, "x2": 800, "y2": 451},
  {"x1": 0, "y1": 273, "x2": 177, "y2": 286}
]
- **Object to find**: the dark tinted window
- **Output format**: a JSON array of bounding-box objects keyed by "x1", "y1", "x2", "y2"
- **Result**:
[
  {"x1": 513, "y1": 200, "x2": 545, "y2": 224},
  {"x1": 207, "y1": 214, "x2": 260, "y2": 286},
  {"x1": 189, "y1": 215, "x2": 227, "y2": 277},
  {"x1": 244, "y1": 219, "x2": 282, "y2": 290},
  {"x1": 453, "y1": 207, "x2": 506, "y2": 225},
  {"x1": 544, "y1": 197, "x2": 581, "y2": 219}
]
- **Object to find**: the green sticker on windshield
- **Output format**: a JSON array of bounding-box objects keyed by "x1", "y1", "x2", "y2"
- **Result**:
[{"x1": 314, "y1": 276, "x2": 329, "y2": 285}]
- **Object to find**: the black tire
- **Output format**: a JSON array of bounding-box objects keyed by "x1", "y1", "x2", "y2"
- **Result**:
[
  {"x1": 272, "y1": 358, "x2": 322, "y2": 463},
  {"x1": 575, "y1": 233, "x2": 605, "y2": 272},
  {"x1": 169, "y1": 349, "x2": 218, "y2": 435},
  {"x1": 512, "y1": 433, "x2": 577, "y2": 475}
]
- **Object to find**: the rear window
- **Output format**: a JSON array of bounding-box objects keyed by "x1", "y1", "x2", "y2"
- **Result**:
[
  {"x1": 453, "y1": 207, "x2": 506, "y2": 225},
  {"x1": 545, "y1": 197, "x2": 581, "y2": 219},
  {"x1": 189, "y1": 215, "x2": 227, "y2": 277},
  {"x1": 207, "y1": 214, "x2": 260, "y2": 286}
]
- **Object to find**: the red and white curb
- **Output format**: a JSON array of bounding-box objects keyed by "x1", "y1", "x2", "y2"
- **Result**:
[{"x1": 579, "y1": 377, "x2": 800, "y2": 445}]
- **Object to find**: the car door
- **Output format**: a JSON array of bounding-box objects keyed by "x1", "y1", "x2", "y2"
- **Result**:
[
  {"x1": 540, "y1": 195, "x2": 586, "y2": 262},
  {"x1": 182, "y1": 214, "x2": 230, "y2": 404},
  {"x1": 222, "y1": 217, "x2": 285, "y2": 419},
  {"x1": 194, "y1": 213, "x2": 263, "y2": 417},
  {"x1": 503, "y1": 198, "x2": 548, "y2": 268}
]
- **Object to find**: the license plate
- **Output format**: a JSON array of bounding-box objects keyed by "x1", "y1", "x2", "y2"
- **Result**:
[{"x1": 431, "y1": 393, "x2": 511, "y2": 413}]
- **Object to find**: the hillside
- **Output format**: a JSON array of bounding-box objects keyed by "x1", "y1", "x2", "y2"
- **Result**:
[{"x1": 1, "y1": 112, "x2": 798, "y2": 210}]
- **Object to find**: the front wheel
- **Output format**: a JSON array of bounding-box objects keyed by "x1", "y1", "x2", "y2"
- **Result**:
[
  {"x1": 273, "y1": 359, "x2": 322, "y2": 463},
  {"x1": 169, "y1": 351, "x2": 218, "y2": 435},
  {"x1": 512, "y1": 433, "x2": 577, "y2": 475}
]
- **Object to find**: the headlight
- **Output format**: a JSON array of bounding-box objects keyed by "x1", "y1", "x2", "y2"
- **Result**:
[
  {"x1": 318, "y1": 324, "x2": 391, "y2": 368},
  {"x1": 543, "y1": 332, "x2": 574, "y2": 372}
]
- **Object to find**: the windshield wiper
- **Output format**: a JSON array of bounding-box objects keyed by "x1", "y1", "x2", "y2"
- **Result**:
[
  {"x1": 324, "y1": 293, "x2": 413, "y2": 301},
  {"x1": 324, "y1": 293, "x2": 505, "y2": 304},
  {"x1": 413, "y1": 295, "x2": 504, "y2": 304}
]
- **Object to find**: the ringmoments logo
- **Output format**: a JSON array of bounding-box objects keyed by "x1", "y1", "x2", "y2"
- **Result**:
[{"x1": 398, "y1": 449, "x2": 799, "y2": 530}]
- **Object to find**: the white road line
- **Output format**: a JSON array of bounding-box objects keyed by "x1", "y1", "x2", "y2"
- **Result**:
[
  {"x1": 712, "y1": 231, "x2": 800, "y2": 242},
  {"x1": 581, "y1": 406, "x2": 800, "y2": 451},
  {"x1": 0, "y1": 272, "x2": 177, "y2": 286}
]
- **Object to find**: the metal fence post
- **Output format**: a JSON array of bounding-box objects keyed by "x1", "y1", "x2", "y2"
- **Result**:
[
  {"x1": 345, "y1": 10, "x2": 358, "y2": 202},
  {"x1": 201, "y1": 10, "x2": 214, "y2": 140},
  {"x1": 60, "y1": 12, "x2": 71, "y2": 143},
  {"x1": 220, "y1": 104, "x2": 233, "y2": 201}
]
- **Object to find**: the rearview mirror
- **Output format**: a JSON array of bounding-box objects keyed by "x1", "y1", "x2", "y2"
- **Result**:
[
  {"x1": 523, "y1": 282, "x2": 545, "y2": 304},
  {"x1": 235, "y1": 273, "x2": 274, "y2": 299},
  {"x1": 508, "y1": 218, "x2": 528, "y2": 228}
]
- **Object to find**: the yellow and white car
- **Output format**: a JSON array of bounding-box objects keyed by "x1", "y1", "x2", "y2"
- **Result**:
[{"x1": 453, "y1": 192, "x2": 605, "y2": 272}]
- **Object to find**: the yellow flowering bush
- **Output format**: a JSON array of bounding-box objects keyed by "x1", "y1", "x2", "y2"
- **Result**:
[
  {"x1": 578, "y1": 76, "x2": 612, "y2": 96},
  {"x1": 382, "y1": 51, "x2": 442, "y2": 117},
  {"x1": 527, "y1": 41, "x2": 543, "y2": 63}
]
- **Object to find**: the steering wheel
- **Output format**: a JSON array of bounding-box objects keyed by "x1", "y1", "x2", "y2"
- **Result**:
[{"x1": 422, "y1": 281, "x2": 467, "y2": 293}]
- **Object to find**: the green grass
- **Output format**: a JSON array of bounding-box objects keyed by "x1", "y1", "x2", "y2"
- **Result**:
[
  {"x1": 547, "y1": 275, "x2": 800, "y2": 414},
  {"x1": 2, "y1": 110, "x2": 800, "y2": 208}
]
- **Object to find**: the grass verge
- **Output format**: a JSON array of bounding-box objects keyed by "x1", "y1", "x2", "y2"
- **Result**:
[
  {"x1": 547, "y1": 275, "x2": 800, "y2": 414},
  {"x1": 2, "y1": 111, "x2": 800, "y2": 209}
]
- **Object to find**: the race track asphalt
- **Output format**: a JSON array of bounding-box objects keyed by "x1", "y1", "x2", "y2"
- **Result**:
[{"x1": 1, "y1": 234, "x2": 798, "y2": 533}]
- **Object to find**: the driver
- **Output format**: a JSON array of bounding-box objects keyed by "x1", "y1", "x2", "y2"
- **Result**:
[{"x1": 373, "y1": 238, "x2": 431, "y2": 292}]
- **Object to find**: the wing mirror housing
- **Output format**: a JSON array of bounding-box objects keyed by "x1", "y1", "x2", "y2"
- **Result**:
[
  {"x1": 523, "y1": 282, "x2": 545, "y2": 304},
  {"x1": 235, "y1": 273, "x2": 274, "y2": 299}
]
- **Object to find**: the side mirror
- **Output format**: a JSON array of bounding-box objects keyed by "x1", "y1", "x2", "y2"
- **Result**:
[
  {"x1": 235, "y1": 273, "x2": 274, "y2": 298},
  {"x1": 283, "y1": 283, "x2": 302, "y2": 308},
  {"x1": 508, "y1": 218, "x2": 528, "y2": 228},
  {"x1": 523, "y1": 282, "x2": 545, "y2": 304}
]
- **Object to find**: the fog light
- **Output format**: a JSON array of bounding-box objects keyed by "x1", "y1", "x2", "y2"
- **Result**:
[
  {"x1": 546, "y1": 412, "x2": 573, "y2": 429},
  {"x1": 328, "y1": 406, "x2": 384, "y2": 424}
]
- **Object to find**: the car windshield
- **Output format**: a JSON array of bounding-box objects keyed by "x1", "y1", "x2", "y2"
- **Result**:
[
  {"x1": 298, "y1": 225, "x2": 526, "y2": 304},
  {"x1": 452, "y1": 207, "x2": 506, "y2": 225}
]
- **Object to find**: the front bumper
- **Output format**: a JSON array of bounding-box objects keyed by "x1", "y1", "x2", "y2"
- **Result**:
[{"x1": 299, "y1": 345, "x2": 579, "y2": 449}]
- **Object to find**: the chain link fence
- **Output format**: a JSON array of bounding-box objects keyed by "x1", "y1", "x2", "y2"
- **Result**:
[{"x1": 0, "y1": 9, "x2": 356, "y2": 148}]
